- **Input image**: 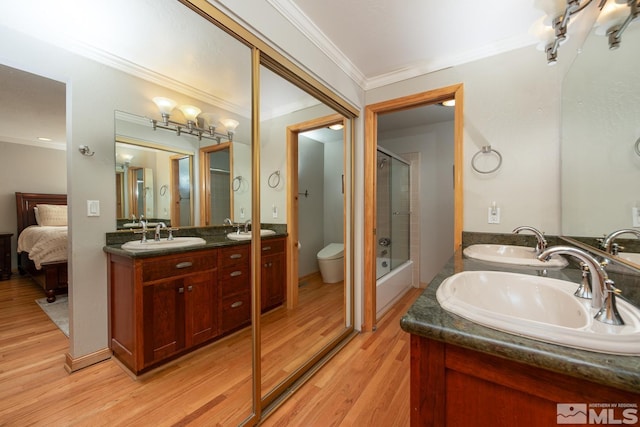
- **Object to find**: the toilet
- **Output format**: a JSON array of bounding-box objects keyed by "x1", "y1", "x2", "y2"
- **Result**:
[{"x1": 317, "y1": 243, "x2": 344, "y2": 283}]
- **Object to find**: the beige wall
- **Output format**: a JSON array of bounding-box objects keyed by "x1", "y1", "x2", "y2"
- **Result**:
[{"x1": 0, "y1": 142, "x2": 66, "y2": 269}]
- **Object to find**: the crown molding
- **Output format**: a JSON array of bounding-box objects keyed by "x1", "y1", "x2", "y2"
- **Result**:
[{"x1": 266, "y1": 0, "x2": 367, "y2": 89}]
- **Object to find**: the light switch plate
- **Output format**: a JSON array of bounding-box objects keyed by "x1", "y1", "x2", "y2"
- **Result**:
[
  {"x1": 87, "y1": 200, "x2": 100, "y2": 217},
  {"x1": 633, "y1": 207, "x2": 640, "y2": 227}
]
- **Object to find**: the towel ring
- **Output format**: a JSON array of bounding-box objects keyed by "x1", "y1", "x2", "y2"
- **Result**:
[
  {"x1": 159, "y1": 184, "x2": 168, "y2": 196},
  {"x1": 471, "y1": 145, "x2": 502, "y2": 174},
  {"x1": 268, "y1": 170, "x2": 281, "y2": 188},
  {"x1": 233, "y1": 176, "x2": 242, "y2": 192},
  {"x1": 635, "y1": 137, "x2": 640, "y2": 157}
]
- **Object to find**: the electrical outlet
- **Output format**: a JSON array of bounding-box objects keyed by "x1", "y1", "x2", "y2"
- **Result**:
[
  {"x1": 633, "y1": 207, "x2": 640, "y2": 227},
  {"x1": 272, "y1": 205, "x2": 278, "y2": 218},
  {"x1": 488, "y1": 207, "x2": 500, "y2": 224}
]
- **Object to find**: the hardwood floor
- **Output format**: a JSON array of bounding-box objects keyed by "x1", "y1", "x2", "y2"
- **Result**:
[{"x1": 0, "y1": 274, "x2": 421, "y2": 426}]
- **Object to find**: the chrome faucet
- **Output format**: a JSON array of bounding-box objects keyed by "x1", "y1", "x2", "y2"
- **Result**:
[
  {"x1": 223, "y1": 218, "x2": 233, "y2": 226},
  {"x1": 244, "y1": 219, "x2": 251, "y2": 233},
  {"x1": 513, "y1": 225, "x2": 547, "y2": 254},
  {"x1": 537, "y1": 245, "x2": 624, "y2": 325},
  {"x1": 154, "y1": 222, "x2": 167, "y2": 241},
  {"x1": 600, "y1": 229, "x2": 640, "y2": 255}
]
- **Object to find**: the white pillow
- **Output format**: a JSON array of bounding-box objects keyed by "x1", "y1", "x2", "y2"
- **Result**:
[{"x1": 36, "y1": 204, "x2": 67, "y2": 226}]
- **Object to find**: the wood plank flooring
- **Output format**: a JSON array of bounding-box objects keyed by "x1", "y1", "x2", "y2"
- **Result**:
[{"x1": 0, "y1": 274, "x2": 421, "y2": 426}]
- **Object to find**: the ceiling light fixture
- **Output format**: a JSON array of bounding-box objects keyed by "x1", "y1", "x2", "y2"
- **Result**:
[
  {"x1": 328, "y1": 123, "x2": 344, "y2": 130},
  {"x1": 440, "y1": 99, "x2": 455, "y2": 107},
  {"x1": 150, "y1": 96, "x2": 238, "y2": 143}
]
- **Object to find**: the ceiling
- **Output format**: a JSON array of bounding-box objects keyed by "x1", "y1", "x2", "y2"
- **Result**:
[{"x1": 0, "y1": 1, "x2": 562, "y2": 148}]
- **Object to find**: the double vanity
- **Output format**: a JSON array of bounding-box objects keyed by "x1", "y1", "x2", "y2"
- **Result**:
[
  {"x1": 104, "y1": 226, "x2": 286, "y2": 375},
  {"x1": 402, "y1": 231, "x2": 640, "y2": 426}
]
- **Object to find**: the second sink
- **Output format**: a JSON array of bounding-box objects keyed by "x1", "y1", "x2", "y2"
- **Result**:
[
  {"x1": 227, "y1": 229, "x2": 276, "y2": 241},
  {"x1": 121, "y1": 236, "x2": 207, "y2": 251},
  {"x1": 463, "y1": 244, "x2": 568, "y2": 268}
]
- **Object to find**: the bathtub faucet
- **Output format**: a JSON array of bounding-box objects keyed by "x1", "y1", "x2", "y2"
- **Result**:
[
  {"x1": 513, "y1": 225, "x2": 547, "y2": 255},
  {"x1": 537, "y1": 245, "x2": 624, "y2": 325}
]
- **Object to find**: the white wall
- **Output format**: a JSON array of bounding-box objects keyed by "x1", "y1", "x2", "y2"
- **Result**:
[
  {"x1": 0, "y1": 142, "x2": 66, "y2": 269},
  {"x1": 367, "y1": 45, "x2": 577, "y2": 237}
]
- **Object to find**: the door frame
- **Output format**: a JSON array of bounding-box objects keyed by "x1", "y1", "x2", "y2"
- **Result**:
[
  {"x1": 286, "y1": 113, "x2": 345, "y2": 309},
  {"x1": 363, "y1": 84, "x2": 464, "y2": 332}
]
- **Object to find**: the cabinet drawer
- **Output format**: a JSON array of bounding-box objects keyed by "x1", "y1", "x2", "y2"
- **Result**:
[
  {"x1": 218, "y1": 244, "x2": 250, "y2": 268},
  {"x1": 219, "y1": 264, "x2": 250, "y2": 296},
  {"x1": 221, "y1": 290, "x2": 251, "y2": 333},
  {"x1": 261, "y1": 238, "x2": 285, "y2": 256},
  {"x1": 142, "y1": 251, "x2": 217, "y2": 282}
]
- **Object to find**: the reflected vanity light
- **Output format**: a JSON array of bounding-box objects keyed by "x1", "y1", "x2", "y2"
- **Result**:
[
  {"x1": 150, "y1": 96, "x2": 238, "y2": 144},
  {"x1": 595, "y1": 0, "x2": 639, "y2": 50}
]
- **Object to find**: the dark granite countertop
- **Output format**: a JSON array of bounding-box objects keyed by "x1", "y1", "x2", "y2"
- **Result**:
[
  {"x1": 400, "y1": 250, "x2": 640, "y2": 394},
  {"x1": 103, "y1": 224, "x2": 287, "y2": 258}
]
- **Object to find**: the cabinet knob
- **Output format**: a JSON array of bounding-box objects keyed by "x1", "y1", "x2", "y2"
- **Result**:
[
  {"x1": 178, "y1": 287, "x2": 184, "y2": 294},
  {"x1": 230, "y1": 301, "x2": 243, "y2": 308},
  {"x1": 175, "y1": 261, "x2": 193, "y2": 269},
  {"x1": 187, "y1": 286, "x2": 193, "y2": 292}
]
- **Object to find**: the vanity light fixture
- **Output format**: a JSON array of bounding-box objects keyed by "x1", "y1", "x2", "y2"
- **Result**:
[
  {"x1": 595, "y1": 0, "x2": 639, "y2": 50},
  {"x1": 150, "y1": 96, "x2": 239, "y2": 144},
  {"x1": 538, "y1": 0, "x2": 595, "y2": 64}
]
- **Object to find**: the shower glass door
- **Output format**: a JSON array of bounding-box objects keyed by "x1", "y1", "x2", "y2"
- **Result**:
[{"x1": 376, "y1": 149, "x2": 410, "y2": 279}]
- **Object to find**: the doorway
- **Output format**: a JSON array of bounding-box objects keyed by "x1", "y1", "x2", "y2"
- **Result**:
[{"x1": 363, "y1": 84, "x2": 464, "y2": 332}]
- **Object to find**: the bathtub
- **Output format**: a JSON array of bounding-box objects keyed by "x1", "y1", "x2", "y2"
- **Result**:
[{"x1": 376, "y1": 259, "x2": 414, "y2": 319}]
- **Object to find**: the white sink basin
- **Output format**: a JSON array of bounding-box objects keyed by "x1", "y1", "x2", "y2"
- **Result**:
[
  {"x1": 227, "y1": 229, "x2": 276, "y2": 241},
  {"x1": 121, "y1": 237, "x2": 206, "y2": 252},
  {"x1": 436, "y1": 270, "x2": 640, "y2": 355},
  {"x1": 463, "y1": 244, "x2": 568, "y2": 268}
]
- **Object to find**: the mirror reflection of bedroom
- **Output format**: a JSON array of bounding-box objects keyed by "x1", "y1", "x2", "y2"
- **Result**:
[{"x1": 0, "y1": 64, "x2": 69, "y2": 338}]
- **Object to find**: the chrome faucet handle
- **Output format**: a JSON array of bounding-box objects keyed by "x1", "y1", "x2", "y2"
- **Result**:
[
  {"x1": 166, "y1": 227, "x2": 179, "y2": 240},
  {"x1": 574, "y1": 262, "x2": 593, "y2": 299},
  {"x1": 594, "y1": 280, "x2": 624, "y2": 326}
]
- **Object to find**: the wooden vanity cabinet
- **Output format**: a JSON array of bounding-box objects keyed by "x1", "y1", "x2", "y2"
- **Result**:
[
  {"x1": 109, "y1": 237, "x2": 287, "y2": 375},
  {"x1": 410, "y1": 336, "x2": 640, "y2": 427},
  {"x1": 261, "y1": 238, "x2": 286, "y2": 312},
  {"x1": 109, "y1": 249, "x2": 218, "y2": 374},
  {"x1": 218, "y1": 244, "x2": 251, "y2": 334}
]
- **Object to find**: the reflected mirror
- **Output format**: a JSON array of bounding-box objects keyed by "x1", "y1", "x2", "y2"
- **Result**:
[
  {"x1": 259, "y1": 65, "x2": 351, "y2": 405},
  {"x1": 561, "y1": 19, "x2": 640, "y2": 267}
]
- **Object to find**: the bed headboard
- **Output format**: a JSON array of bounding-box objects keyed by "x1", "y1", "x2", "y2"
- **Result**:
[{"x1": 15, "y1": 192, "x2": 67, "y2": 235}]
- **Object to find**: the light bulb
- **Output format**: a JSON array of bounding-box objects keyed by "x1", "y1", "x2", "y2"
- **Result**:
[
  {"x1": 152, "y1": 97, "x2": 177, "y2": 115},
  {"x1": 220, "y1": 118, "x2": 239, "y2": 132},
  {"x1": 178, "y1": 105, "x2": 201, "y2": 123}
]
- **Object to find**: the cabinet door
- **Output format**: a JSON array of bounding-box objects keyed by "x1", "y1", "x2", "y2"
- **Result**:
[
  {"x1": 143, "y1": 280, "x2": 185, "y2": 365},
  {"x1": 185, "y1": 270, "x2": 218, "y2": 346},
  {"x1": 261, "y1": 252, "x2": 285, "y2": 311}
]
